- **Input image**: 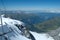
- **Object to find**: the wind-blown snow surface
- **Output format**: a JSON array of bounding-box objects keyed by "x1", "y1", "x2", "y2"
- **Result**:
[{"x1": 0, "y1": 17, "x2": 54, "y2": 40}]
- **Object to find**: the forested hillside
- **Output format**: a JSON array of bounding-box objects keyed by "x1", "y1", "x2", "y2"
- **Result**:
[{"x1": 34, "y1": 17, "x2": 60, "y2": 32}]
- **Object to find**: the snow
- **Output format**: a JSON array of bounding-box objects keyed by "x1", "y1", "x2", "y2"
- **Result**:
[
  {"x1": 0, "y1": 17, "x2": 24, "y2": 26},
  {"x1": 0, "y1": 17, "x2": 30, "y2": 40},
  {"x1": 30, "y1": 32, "x2": 54, "y2": 40},
  {"x1": 58, "y1": 33, "x2": 60, "y2": 36},
  {"x1": 0, "y1": 17, "x2": 54, "y2": 40}
]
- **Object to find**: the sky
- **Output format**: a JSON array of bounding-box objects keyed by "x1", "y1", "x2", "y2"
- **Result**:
[{"x1": 0, "y1": 0, "x2": 60, "y2": 11}]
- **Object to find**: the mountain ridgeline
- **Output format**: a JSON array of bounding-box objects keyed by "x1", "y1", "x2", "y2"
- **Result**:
[{"x1": 0, "y1": 11, "x2": 60, "y2": 33}]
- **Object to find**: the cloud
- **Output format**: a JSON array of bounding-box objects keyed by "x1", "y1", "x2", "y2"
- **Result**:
[{"x1": 40, "y1": 9, "x2": 60, "y2": 13}]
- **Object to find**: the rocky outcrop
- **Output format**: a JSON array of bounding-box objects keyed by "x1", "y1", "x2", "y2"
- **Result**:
[{"x1": 48, "y1": 27, "x2": 60, "y2": 40}]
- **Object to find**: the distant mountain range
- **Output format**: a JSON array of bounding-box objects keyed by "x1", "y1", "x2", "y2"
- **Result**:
[
  {"x1": 0, "y1": 10, "x2": 60, "y2": 33},
  {"x1": 0, "y1": 9, "x2": 60, "y2": 13}
]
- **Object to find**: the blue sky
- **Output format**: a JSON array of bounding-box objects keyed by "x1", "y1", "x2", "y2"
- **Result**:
[{"x1": 0, "y1": 0, "x2": 60, "y2": 11}]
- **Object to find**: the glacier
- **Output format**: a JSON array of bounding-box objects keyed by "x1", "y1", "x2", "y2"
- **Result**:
[{"x1": 0, "y1": 16, "x2": 54, "y2": 40}]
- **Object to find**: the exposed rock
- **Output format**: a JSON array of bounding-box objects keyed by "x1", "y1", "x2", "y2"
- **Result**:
[{"x1": 48, "y1": 27, "x2": 60, "y2": 40}]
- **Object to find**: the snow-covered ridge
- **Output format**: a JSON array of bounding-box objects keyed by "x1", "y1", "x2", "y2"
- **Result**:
[
  {"x1": 0, "y1": 17, "x2": 24, "y2": 26},
  {"x1": 0, "y1": 17, "x2": 54, "y2": 40}
]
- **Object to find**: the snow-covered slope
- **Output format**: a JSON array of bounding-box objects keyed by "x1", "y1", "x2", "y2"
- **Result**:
[
  {"x1": 30, "y1": 32, "x2": 54, "y2": 40},
  {"x1": 0, "y1": 17, "x2": 54, "y2": 40},
  {"x1": 0, "y1": 17, "x2": 24, "y2": 26}
]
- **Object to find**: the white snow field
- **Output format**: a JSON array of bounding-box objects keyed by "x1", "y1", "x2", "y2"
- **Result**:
[
  {"x1": 30, "y1": 32, "x2": 54, "y2": 40},
  {"x1": 0, "y1": 17, "x2": 54, "y2": 40}
]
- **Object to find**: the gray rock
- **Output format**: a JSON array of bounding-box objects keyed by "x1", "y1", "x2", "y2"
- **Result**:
[{"x1": 48, "y1": 27, "x2": 60, "y2": 40}]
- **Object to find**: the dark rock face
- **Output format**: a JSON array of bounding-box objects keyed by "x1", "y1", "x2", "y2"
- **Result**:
[
  {"x1": 48, "y1": 27, "x2": 60, "y2": 40},
  {"x1": 29, "y1": 33, "x2": 36, "y2": 40},
  {"x1": 15, "y1": 24, "x2": 35, "y2": 40}
]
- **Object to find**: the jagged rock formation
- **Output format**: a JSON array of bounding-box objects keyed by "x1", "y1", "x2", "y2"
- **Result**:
[{"x1": 15, "y1": 24, "x2": 35, "y2": 40}]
